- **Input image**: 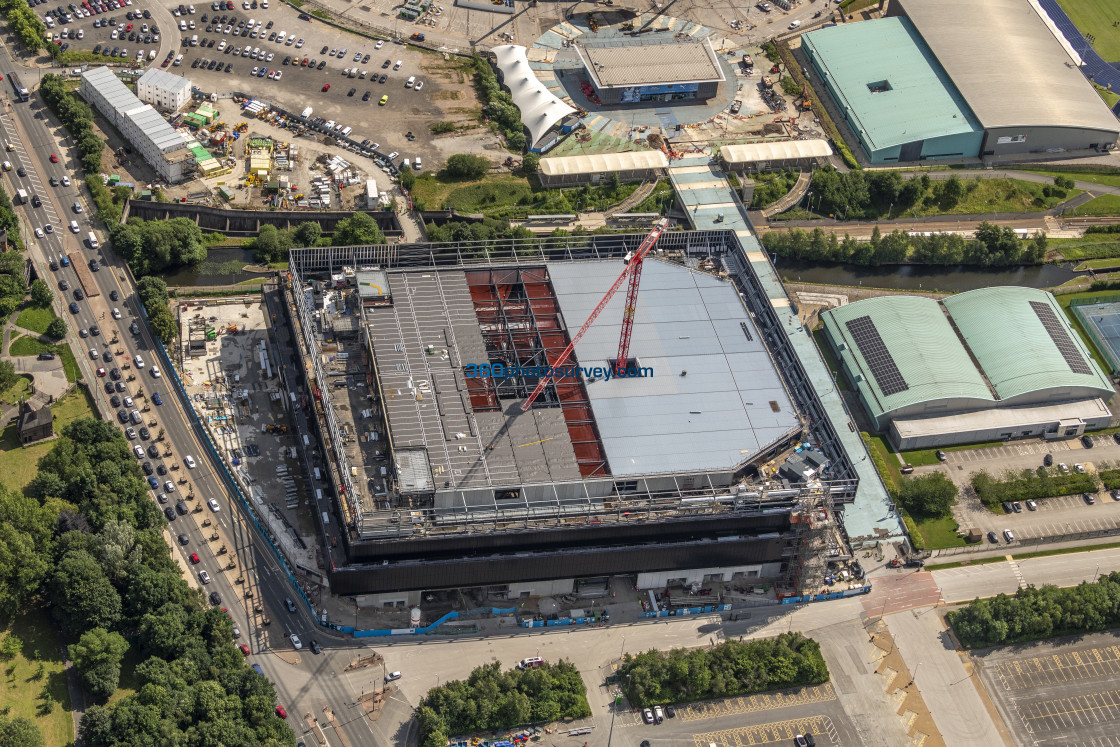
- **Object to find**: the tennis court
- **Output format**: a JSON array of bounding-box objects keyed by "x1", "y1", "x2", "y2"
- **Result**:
[{"x1": 1074, "y1": 301, "x2": 1120, "y2": 374}]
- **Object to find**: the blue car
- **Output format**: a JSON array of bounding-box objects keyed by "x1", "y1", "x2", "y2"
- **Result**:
[
  {"x1": 152, "y1": 392, "x2": 163, "y2": 405},
  {"x1": 60, "y1": 256, "x2": 70, "y2": 266},
  {"x1": 147, "y1": 476, "x2": 159, "y2": 489},
  {"x1": 69, "y1": 302, "x2": 79, "y2": 314}
]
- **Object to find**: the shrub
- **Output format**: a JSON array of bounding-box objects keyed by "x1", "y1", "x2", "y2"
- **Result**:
[
  {"x1": 971, "y1": 469, "x2": 1098, "y2": 508},
  {"x1": 619, "y1": 633, "x2": 829, "y2": 708},
  {"x1": 443, "y1": 154, "x2": 490, "y2": 180}
]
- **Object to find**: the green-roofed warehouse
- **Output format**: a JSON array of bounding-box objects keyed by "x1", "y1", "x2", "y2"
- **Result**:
[
  {"x1": 801, "y1": 17, "x2": 983, "y2": 164},
  {"x1": 822, "y1": 288, "x2": 1114, "y2": 449}
]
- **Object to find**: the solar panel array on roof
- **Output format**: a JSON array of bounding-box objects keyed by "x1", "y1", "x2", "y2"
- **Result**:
[
  {"x1": 844, "y1": 316, "x2": 910, "y2": 396},
  {"x1": 1029, "y1": 300, "x2": 1092, "y2": 375}
]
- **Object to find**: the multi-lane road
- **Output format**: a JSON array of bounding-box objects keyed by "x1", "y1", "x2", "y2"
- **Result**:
[{"x1": 0, "y1": 45, "x2": 370, "y2": 746}]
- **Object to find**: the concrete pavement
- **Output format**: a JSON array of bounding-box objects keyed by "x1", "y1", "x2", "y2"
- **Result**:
[{"x1": 884, "y1": 607, "x2": 1004, "y2": 746}]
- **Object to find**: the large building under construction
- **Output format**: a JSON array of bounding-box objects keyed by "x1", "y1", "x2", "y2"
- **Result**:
[{"x1": 283, "y1": 231, "x2": 862, "y2": 603}]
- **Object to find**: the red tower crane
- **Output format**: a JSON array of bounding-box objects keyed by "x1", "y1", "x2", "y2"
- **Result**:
[{"x1": 520, "y1": 218, "x2": 669, "y2": 412}]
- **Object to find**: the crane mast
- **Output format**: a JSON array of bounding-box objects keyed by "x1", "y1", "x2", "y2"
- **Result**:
[{"x1": 519, "y1": 219, "x2": 669, "y2": 411}]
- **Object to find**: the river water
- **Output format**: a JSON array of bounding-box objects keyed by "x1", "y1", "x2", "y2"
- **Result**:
[
  {"x1": 160, "y1": 247, "x2": 259, "y2": 287},
  {"x1": 160, "y1": 248, "x2": 1086, "y2": 293},
  {"x1": 773, "y1": 260, "x2": 1084, "y2": 293}
]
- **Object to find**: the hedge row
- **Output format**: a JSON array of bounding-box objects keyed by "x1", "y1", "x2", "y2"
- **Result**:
[
  {"x1": 971, "y1": 469, "x2": 1098, "y2": 508},
  {"x1": 1098, "y1": 468, "x2": 1120, "y2": 491}
]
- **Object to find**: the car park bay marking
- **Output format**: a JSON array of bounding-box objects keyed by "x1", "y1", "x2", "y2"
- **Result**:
[
  {"x1": 673, "y1": 685, "x2": 837, "y2": 723},
  {"x1": 693, "y1": 715, "x2": 837, "y2": 746},
  {"x1": 996, "y1": 646, "x2": 1120, "y2": 690}
]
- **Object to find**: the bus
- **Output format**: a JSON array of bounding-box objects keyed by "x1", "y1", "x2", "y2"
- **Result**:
[{"x1": 7, "y1": 72, "x2": 28, "y2": 102}]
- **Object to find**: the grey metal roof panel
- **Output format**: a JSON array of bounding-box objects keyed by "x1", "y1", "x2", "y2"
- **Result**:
[
  {"x1": 895, "y1": 0, "x2": 1120, "y2": 134},
  {"x1": 547, "y1": 259, "x2": 800, "y2": 477}
]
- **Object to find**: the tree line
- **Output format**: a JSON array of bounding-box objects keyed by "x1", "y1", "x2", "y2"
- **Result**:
[
  {"x1": 417, "y1": 660, "x2": 591, "y2": 747},
  {"x1": 109, "y1": 217, "x2": 205, "y2": 276},
  {"x1": 617, "y1": 633, "x2": 829, "y2": 708},
  {"x1": 473, "y1": 54, "x2": 527, "y2": 151},
  {"x1": 948, "y1": 573, "x2": 1120, "y2": 647},
  {"x1": 0, "y1": 0, "x2": 45, "y2": 53},
  {"x1": 248, "y1": 213, "x2": 385, "y2": 264},
  {"x1": 761, "y1": 221, "x2": 1047, "y2": 267},
  {"x1": 135, "y1": 276, "x2": 178, "y2": 345},
  {"x1": 0, "y1": 417, "x2": 294, "y2": 745},
  {"x1": 971, "y1": 468, "x2": 1098, "y2": 510}
]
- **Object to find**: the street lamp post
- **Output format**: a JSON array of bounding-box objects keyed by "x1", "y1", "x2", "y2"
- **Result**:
[{"x1": 907, "y1": 661, "x2": 922, "y2": 687}]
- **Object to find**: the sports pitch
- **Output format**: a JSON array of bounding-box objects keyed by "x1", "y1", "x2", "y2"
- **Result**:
[{"x1": 1056, "y1": 0, "x2": 1120, "y2": 62}]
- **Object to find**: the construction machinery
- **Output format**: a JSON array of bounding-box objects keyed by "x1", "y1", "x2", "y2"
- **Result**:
[
  {"x1": 520, "y1": 218, "x2": 670, "y2": 411},
  {"x1": 265, "y1": 424, "x2": 288, "y2": 434},
  {"x1": 797, "y1": 86, "x2": 812, "y2": 111}
]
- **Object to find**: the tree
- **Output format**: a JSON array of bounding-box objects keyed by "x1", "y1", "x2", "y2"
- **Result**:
[
  {"x1": 939, "y1": 175, "x2": 965, "y2": 208},
  {"x1": 0, "y1": 360, "x2": 17, "y2": 393},
  {"x1": 294, "y1": 221, "x2": 323, "y2": 247},
  {"x1": 45, "y1": 318, "x2": 66, "y2": 340},
  {"x1": 69, "y1": 628, "x2": 128, "y2": 699},
  {"x1": 0, "y1": 714, "x2": 44, "y2": 747},
  {"x1": 0, "y1": 633, "x2": 21, "y2": 660},
  {"x1": 49, "y1": 550, "x2": 122, "y2": 636},
  {"x1": 398, "y1": 165, "x2": 415, "y2": 191},
  {"x1": 29, "y1": 279, "x2": 52, "y2": 308},
  {"x1": 332, "y1": 212, "x2": 385, "y2": 246},
  {"x1": 443, "y1": 154, "x2": 489, "y2": 180},
  {"x1": 893, "y1": 473, "x2": 958, "y2": 519}
]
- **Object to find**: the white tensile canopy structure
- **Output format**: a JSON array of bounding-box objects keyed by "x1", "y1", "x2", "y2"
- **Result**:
[{"x1": 492, "y1": 45, "x2": 576, "y2": 148}]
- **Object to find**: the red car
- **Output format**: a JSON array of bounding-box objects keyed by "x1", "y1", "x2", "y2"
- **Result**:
[
  {"x1": 124, "y1": 22, "x2": 132, "y2": 30},
  {"x1": 321, "y1": 83, "x2": 329, "y2": 92},
  {"x1": 189, "y1": 553, "x2": 200, "y2": 564},
  {"x1": 49, "y1": 154, "x2": 58, "y2": 163},
  {"x1": 239, "y1": 644, "x2": 250, "y2": 656},
  {"x1": 96, "y1": 367, "x2": 106, "y2": 377},
  {"x1": 275, "y1": 706, "x2": 287, "y2": 719}
]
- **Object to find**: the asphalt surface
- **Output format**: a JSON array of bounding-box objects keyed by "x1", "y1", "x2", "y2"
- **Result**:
[
  {"x1": 977, "y1": 633, "x2": 1120, "y2": 747},
  {"x1": 0, "y1": 39, "x2": 367, "y2": 746}
]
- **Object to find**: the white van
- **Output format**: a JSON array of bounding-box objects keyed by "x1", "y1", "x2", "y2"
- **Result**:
[
  {"x1": 69, "y1": 220, "x2": 79, "y2": 233},
  {"x1": 518, "y1": 657, "x2": 543, "y2": 670},
  {"x1": 405, "y1": 75, "x2": 415, "y2": 88},
  {"x1": 315, "y1": 488, "x2": 323, "y2": 502},
  {"x1": 190, "y1": 34, "x2": 198, "y2": 46},
  {"x1": 340, "y1": 125, "x2": 352, "y2": 137},
  {"x1": 321, "y1": 511, "x2": 329, "y2": 525},
  {"x1": 276, "y1": 31, "x2": 286, "y2": 43},
  {"x1": 402, "y1": 158, "x2": 411, "y2": 170},
  {"x1": 414, "y1": 156, "x2": 422, "y2": 171},
  {"x1": 393, "y1": 59, "x2": 402, "y2": 70},
  {"x1": 87, "y1": 232, "x2": 99, "y2": 249},
  {"x1": 173, "y1": 53, "x2": 183, "y2": 65}
]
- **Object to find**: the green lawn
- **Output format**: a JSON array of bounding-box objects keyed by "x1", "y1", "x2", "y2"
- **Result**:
[
  {"x1": 1055, "y1": 0, "x2": 1120, "y2": 62},
  {"x1": 0, "y1": 387, "x2": 95, "y2": 491},
  {"x1": 1017, "y1": 168, "x2": 1120, "y2": 190},
  {"x1": 0, "y1": 375, "x2": 30, "y2": 406},
  {"x1": 8, "y1": 337, "x2": 80, "y2": 383},
  {"x1": 862, "y1": 432, "x2": 901, "y2": 492},
  {"x1": 916, "y1": 178, "x2": 1079, "y2": 217},
  {"x1": 410, "y1": 173, "x2": 640, "y2": 219},
  {"x1": 1049, "y1": 237, "x2": 1120, "y2": 261},
  {"x1": 914, "y1": 515, "x2": 967, "y2": 550},
  {"x1": 1069, "y1": 195, "x2": 1120, "y2": 217},
  {"x1": 1074, "y1": 258, "x2": 1120, "y2": 271},
  {"x1": 15, "y1": 306, "x2": 58, "y2": 336},
  {"x1": 0, "y1": 609, "x2": 74, "y2": 747},
  {"x1": 1096, "y1": 84, "x2": 1120, "y2": 109},
  {"x1": 900, "y1": 440, "x2": 1008, "y2": 467}
]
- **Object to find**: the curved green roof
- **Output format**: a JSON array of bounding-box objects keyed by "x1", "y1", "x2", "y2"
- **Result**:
[
  {"x1": 943, "y1": 287, "x2": 1113, "y2": 401},
  {"x1": 822, "y1": 295, "x2": 993, "y2": 420}
]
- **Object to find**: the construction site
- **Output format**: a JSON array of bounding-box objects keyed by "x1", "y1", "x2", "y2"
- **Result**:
[{"x1": 275, "y1": 224, "x2": 867, "y2": 606}]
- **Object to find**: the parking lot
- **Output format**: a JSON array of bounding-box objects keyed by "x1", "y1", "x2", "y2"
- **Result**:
[
  {"x1": 613, "y1": 685, "x2": 855, "y2": 745},
  {"x1": 167, "y1": 0, "x2": 471, "y2": 165},
  {"x1": 977, "y1": 634, "x2": 1120, "y2": 746},
  {"x1": 919, "y1": 433, "x2": 1120, "y2": 546}
]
